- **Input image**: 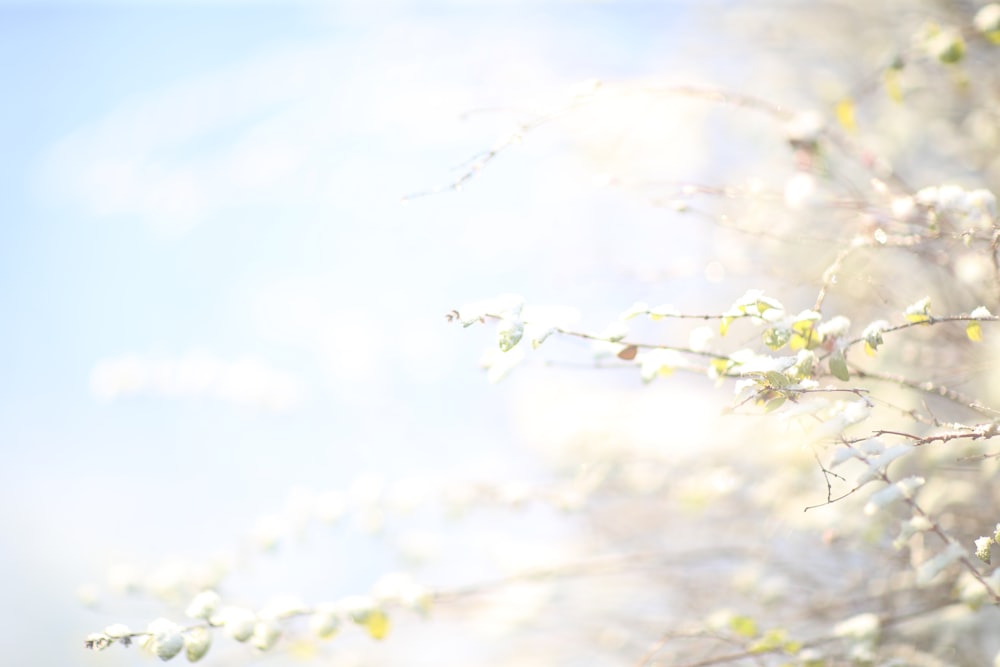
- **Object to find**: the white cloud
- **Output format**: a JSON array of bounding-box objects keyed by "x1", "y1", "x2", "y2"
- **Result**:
[
  {"x1": 37, "y1": 8, "x2": 716, "y2": 248},
  {"x1": 90, "y1": 352, "x2": 303, "y2": 412},
  {"x1": 40, "y1": 44, "x2": 338, "y2": 233},
  {"x1": 33, "y1": 17, "x2": 617, "y2": 235},
  {"x1": 251, "y1": 277, "x2": 464, "y2": 391},
  {"x1": 252, "y1": 280, "x2": 388, "y2": 386},
  {"x1": 36, "y1": 29, "x2": 484, "y2": 233}
]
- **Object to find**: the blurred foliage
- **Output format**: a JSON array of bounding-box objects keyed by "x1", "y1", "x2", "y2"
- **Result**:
[{"x1": 84, "y1": 2, "x2": 1000, "y2": 666}]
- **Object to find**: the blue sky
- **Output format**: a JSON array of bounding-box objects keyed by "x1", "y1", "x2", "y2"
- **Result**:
[{"x1": 0, "y1": 2, "x2": 739, "y2": 664}]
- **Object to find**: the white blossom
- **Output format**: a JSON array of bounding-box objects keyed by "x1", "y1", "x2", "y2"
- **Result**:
[
  {"x1": 338, "y1": 595, "x2": 378, "y2": 623},
  {"x1": 833, "y1": 612, "x2": 880, "y2": 641},
  {"x1": 638, "y1": 348, "x2": 684, "y2": 382},
  {"x1": 890, "y1": 196, "x2": 919, "y2": 222},
  {"x1": 816, "y1": 315, "x2": 850, "y2": 339},
  {"x1": 974, "y1": 4, "x2": 1000, "y2": 35},
  {"x1": 828, "y1": 445, "x2": 858, "y2": 468},
  {"x1": 314, "y1": 489, "x2": 347, "y2": 524},
  {"x1": 893, "y1": 515, "x2": 933, "y2": 549},
  {"x1": 863, "y1": 476, "x2": 924, "y2": 514},
  {"x1": 785, "y1": 110, "x2": 824, "y2": 145},
  {"x1": 309, "y1": 603, "x2": 342, "y2": 639},
  {"x1": 975, "y1": 536, "x2": 993, "y2": 564},
  {"x1": 146, "y1": 618, "x2": 184, "y2": 661},
  {"x1": 259, "y1": 596, "x2": 305, "y2": 620},
  {"x1": 251, "y1": 620, "x2": 281, "y2": 651},
  {"x1": 915, "y1": 541, "x2": 967, "y2": 585},
  {"x1": 214, "y1": 606, "x2": 257, "y2": 642},
  {"x1": 103, "y1": 624, "x2": 131, "y2": 639},
  {"x1": 619, "y1": 301, "x2": 650, "y2": 319},
  {"x1": 971, "y1": 306, "x2": 993, "y2": 319},
  {"x1": 866, "y1": 444, "x2": 912, "y2": 471},
  {"x1": 481, "y1": 343, "x2": 526, "y2": 383},
  {"x1": 185, "y1": 590, "x2": 221, "y2": 620},
  {"x1": 454, "y1": 293, "x2": 525, "y2": 326},
  {"x1": 784, "y1": 172, "x2": 820, "y2": 210},
  {"x1": 914, "y1": 184, "x2": 996, "y2": 229},
  {"x1": 601, "y1": 319, "x2": 630, "y2": 342},
  {"x1": 184, "y1": 628, "x2": 211, "y2": 663}
]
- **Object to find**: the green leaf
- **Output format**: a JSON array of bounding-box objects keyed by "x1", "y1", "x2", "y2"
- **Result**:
[
  {"x1": 764, "y1": 396, "x2": 787, "y2": 413},
  {"x1": 763, "y1": 371, "x2": 790, "y2": 388},
  {"x1": 763, "y1": 327, "x2": 791, "y2": 350},
  {"x1": 930, "y1": 30, "x2": 965, "y2": 63},
  {"x1": 791, "y1": 350, "x2": 816, "y2": 380},
  {"x1": 829, "y1": 349, "x2": 849, "y2": 381},
  {"x1": 497, "y1": 319, "x2": 524, "y2": 352}
]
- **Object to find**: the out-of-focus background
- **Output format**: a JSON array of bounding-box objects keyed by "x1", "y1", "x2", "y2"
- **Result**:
[
  {"x1": 1, "y1": 2, "x2": 732, "y2": 664},
  {"x1": 5, "y1": 1, "x2": 1000, "y2": 665}
]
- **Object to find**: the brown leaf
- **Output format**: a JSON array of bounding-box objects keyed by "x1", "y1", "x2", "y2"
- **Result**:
[{"x1": 617, "y1": 344, "x2": 638, "y2": 361}]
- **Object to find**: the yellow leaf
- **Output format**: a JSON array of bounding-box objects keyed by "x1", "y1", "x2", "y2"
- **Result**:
[
  {"x1": 905, "y1": 313, "x2": 930, "y2": 324},
  {"x1": 720, "y1": 317, "x2": 732, "y2": 336},
  {"x1": 790, "y1": 319, "x2": 820, "y2": 350},
  {"x1": 710, "y1": 358, "x2": 731, "y2": 377},
  {"x1": 835, "y1": 98, "x2": 856, "y2": 131},
  {"x1": 790, "y1": 330, "x2": 820, "y2": 351},
  {"x1": 783, "y1": 640, "x2": 803, "y2": 655},
  {"x1": 363, "y1": 610, "x2": 390, "y2": 640},
  {"x1": 967, "y1": 321, "x2": 983, "y2": 342},
  {"x1": 884, "y1": 69, "x2": 903, "y2": 102},
  {"x1": 864, "y1": 341, "x2": 877, "y2": 356},
  {"x1": 748, "y1": 628, "x2": 790, "y2": 654},
  {"x1": 286, "y1": 639, "x2": 318, "y2": 660},
  {"x1": 729, "y1": 615, "x2": 758, "y2": 638}
]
